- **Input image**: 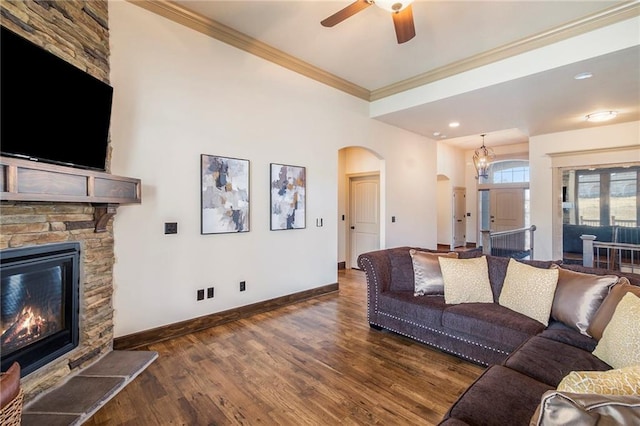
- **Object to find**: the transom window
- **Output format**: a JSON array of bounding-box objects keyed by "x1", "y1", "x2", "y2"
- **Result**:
[{"x1": 489, "y1": 160, "x2": 530, "y2": 184}]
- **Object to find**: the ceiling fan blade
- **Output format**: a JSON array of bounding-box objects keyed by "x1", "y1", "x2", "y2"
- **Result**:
[
  {"x1": 392, "y1": 4, "x2": 416, "y2": 44},
  {"x1": 321, "y1": 0, "x2": 372, "y2": 27}
]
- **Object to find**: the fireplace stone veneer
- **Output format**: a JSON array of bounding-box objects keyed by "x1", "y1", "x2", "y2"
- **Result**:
[{"x1": 0, "y1": 202, "x2": 118, "y2": 401}]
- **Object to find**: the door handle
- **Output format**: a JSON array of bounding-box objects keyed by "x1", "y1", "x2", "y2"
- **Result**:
[
  {"x1": 350, "y1": 226, "x2": 355, "y2": 229},
  {"x1": 457, "y1": 220, "x2": 462, "y2": 222}
]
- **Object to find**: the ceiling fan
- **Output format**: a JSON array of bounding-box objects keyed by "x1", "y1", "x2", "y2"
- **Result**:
[{"x1": 321, "y1": 0, "x2": 416, "y2": 44}]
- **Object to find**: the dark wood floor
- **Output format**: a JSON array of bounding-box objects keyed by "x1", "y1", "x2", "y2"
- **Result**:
[{"x1": 85, "y1": 269, "x2": 484, "y2": 425}]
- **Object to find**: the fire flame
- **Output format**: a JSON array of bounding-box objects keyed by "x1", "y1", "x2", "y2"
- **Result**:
[
  {"x1": 1, "y1": 306, "x2": 48, "y2": 346},
  {"x1": 19, "y1": 307, "x2": 45, "y2": 337}
]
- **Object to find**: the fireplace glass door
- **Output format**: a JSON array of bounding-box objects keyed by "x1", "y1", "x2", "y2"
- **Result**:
[{"x1": 1, "y1": 242, "x2": 79, "y2": 376}]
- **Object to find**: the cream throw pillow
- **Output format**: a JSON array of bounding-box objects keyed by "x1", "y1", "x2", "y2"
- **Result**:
[
  {"x1": 438, "y1": 256, "x2": 493, "y2": 304},
  {"x1": 593, "y1": 292, "x2": 640, "y2": 369},
  {"x1": 558, "y1": 365, "x2": 640, "y2": 396},
  {"x1": 498, "y1": 259, "x2": 559, "y2": 326}
]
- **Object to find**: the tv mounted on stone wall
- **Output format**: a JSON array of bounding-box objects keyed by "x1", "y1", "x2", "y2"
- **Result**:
[{"x1": 0, "y1": 25, "x2": 113, "y2": 172}]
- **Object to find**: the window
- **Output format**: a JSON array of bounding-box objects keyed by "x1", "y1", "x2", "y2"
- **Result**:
[
  {"x1": 489, "y1": 160, "x2": 530, "y2": 184},
  {"x1": 564, "y1": 166, "x2": 639, "y2": 226},
  {"x1": 611, "y1": 170, "x2": 638, "y2": 226},
  {"x1": 577, "y1": 173, "x2": 600, "y2": 224}
]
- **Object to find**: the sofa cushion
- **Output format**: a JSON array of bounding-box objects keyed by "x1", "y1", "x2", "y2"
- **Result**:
[
  {"x1": 538, "y1": 322, "x2": 597, "y2": 352},
  {"x1": 389, "y1": 247, "x2": 417, "y2": 292},
  {"x1": 442, "y1": 303, "x2": 544, "y2": 349},
  {"x1": 410, "y1": 249, "x2": 458, "y2": 296},
  {"x1": 504, "y1": 336, "x2": 611, "y2": 387},
  {"x1": 499, "y1": 259, "x2": 559, "y2": 326},
  {"x1": 378, "y1": 292, "x2": 447, "y2": 326},
  {"x1": 550, "y1": 265, "x2": 619, "y2": 336},
  {"x1": 439, "y1": 256, "x2": 493, "y2": 304},
  {"x1": 563, "y1": 224, "x2": 615, "y2": 254},
  {"x1": 557, "y1": 365, "x2": 640, "y2": 395},
  {"x1": 593, "y1": 292, "x2": 640, "y2": 369},
  {"x1": 588, "y1": 278, "x2": 640, "y2": 340},
  {"x1": 444, "y1": 365, "x2": 553, "y2": 426}
]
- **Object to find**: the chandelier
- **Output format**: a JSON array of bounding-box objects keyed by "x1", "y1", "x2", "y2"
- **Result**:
[{"x1": 473, "y1": 134, "x2": 495, "y2": 179}]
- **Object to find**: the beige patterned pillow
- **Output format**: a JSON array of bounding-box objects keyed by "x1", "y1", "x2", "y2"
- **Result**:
[
  {"x1": 558, "y1": 366, "x2": 640, "y2": 395},
  {"x1": 438, "y1": 256, "x2": 493, "y2": 304},
  {"x1": 593, "y1": 292, "x2": 640, "y2": 369},
  {"x1": 499, "y1": 259, "x2": 559, "y2": 326}
]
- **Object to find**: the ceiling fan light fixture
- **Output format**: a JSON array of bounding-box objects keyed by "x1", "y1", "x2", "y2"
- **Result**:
[
  {"x1": 374, "y1": 0, "x2": 413, "y2": 13},
  {"x1": 585, "y1": 111, "x2": 618, "y2": 122}
]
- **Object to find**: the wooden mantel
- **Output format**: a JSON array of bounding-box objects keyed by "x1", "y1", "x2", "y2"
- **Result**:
[{"x1": 0, "y1": 156, "x2": 141, "y2": 232}]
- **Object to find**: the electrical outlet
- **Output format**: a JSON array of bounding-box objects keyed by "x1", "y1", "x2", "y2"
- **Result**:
[
  {"x1": 164, "y1": 222, "x2": 178, "y2": 234},
  {"x1": 207, "y1": 287, "x2": 214, "y2": 298},
  {"x1": 240, "y1": 281, "x2": 246, "y2": 292},
  {"x1": 197, "y1": 289, "x2": 205, "y2": 301}
]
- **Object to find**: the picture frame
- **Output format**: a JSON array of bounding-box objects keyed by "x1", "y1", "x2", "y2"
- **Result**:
[
  {"x1": 201, "y1": 154, "x2": 250, "y2": 234},
  {"x1": 270, "y1": 163, "x2": 306, "y2": 230}
]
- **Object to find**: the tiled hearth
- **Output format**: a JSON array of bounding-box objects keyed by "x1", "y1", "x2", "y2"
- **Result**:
[{"x1": 21, "y1": 350, "x2": 157, "y2": 426}]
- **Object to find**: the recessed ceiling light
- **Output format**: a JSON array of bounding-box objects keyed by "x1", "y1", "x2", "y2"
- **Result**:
[
  {"x1": 574, "y1": 72, "x2": 593, "y2": 80},
  {"x1": 585, "y1": 111, "x2": 618, "y2": 122},
  {"x1": 449, "y1": 122, "x2": 460, "y2": 128},
  {"x1": 433, "y1": 132, "x2": 441, "y2": 137}
]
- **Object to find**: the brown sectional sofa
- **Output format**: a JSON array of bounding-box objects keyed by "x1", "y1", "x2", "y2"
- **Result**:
[{"x1": 357, "y1": 247, "x2": 640, "y2": 425}]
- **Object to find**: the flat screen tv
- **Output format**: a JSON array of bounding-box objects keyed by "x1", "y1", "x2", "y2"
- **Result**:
[{"x1": 1, "y1": 26, "x2": 113, "y2": 171}]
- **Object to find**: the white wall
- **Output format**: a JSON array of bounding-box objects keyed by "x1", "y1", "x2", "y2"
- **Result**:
[
  {"x1": 530, "y1": 121, "x2": 640, "y2": 260},
  {"x1": 436, "y1": 142, "x2": 465, "y2": 246},
  {"x1": 437, "y1": 142, "x2": 465, "y2": 187},
  {"x1": 436, "y1": 177, "x2": 452, "y2": 246},
  {"x1": 108, "y1": 2, "x2": 438, "y2": 337}
]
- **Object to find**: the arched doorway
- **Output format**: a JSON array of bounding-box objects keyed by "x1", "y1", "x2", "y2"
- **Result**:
[{"x1": 337, "y1": 147, "x2": 385, "y2": 269}]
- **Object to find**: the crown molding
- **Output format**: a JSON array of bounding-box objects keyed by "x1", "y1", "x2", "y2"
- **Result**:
[
  {"x1": 546, "y1": 144, "x2": 640, "y2": 158},
  {"x1": 127, "y1": 0, "x2": 370, "y2": 101},
  {"x1": 127, "y1": 0, "x2": 639, "y2": 103},
  {"x1": 370, "y1": 1, "x2": 640, "y2": 100}
]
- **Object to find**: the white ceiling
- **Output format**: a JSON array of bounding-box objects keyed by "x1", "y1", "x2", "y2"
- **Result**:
[{"x1": 168, "y1": 0, "x2": 640, "y2": 149}]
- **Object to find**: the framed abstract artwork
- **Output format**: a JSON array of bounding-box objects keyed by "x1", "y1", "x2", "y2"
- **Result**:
[
  {"x1": 270, "y1": 163, "x2": 306, "y2": 230},
  {"x1": 201, "y1": 154, "x2": 250, "y2": 234}
]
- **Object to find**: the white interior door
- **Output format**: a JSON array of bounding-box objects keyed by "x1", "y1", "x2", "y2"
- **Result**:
[
  {"x1": 349, "y1": 175, "x2": 380, "y2": 268},
  {"x1": 490, "y1": 188, "x2": 525, "y2": 231},
  {"x1": 453, "y1": 187, "x2": 466, "y2": 248}
]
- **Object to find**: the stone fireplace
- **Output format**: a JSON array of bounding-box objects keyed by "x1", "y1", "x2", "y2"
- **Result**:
[
  {"x1": 0, "y1": 0, "x2": 140, "y2": 402},
  {"x1": 0, "y1": 202, "x2": 119, "y2": 400}
]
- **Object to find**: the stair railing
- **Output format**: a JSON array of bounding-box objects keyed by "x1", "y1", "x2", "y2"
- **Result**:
[{"x1": 481, "y1": 225, "x2": 536, "y2": 260}]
